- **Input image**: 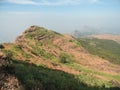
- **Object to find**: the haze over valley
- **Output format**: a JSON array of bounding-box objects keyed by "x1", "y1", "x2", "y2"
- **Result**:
[{"x1": 0, "y1": 0, "x2": 120, "y2": 42}]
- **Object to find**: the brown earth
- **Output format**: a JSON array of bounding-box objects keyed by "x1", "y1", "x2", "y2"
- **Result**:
[
  {"x1": 52, "y1": 34, "x2": 120, "y2": 75},
  {"x1": 4, "y1": 32, "x2": 120, "y2": 75},
  {"x1": 89, "y1": 34, "x2": 120, "y2": 43}
]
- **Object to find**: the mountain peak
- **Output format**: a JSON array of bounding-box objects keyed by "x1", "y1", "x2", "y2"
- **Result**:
[
  {"x1": 24, "y1": 25, "x2": 45, "y2": 33},
  {"x1": 14, "y1": 25, "x2": 63, "y2": 45},
  {"x1": 25, "y1": 25, "x2": 37, "y2": 33}
]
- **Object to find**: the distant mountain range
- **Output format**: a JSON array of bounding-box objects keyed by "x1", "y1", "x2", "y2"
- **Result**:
[{"x1": 72, "y1": 26, "x2": 120, "y2": 38}]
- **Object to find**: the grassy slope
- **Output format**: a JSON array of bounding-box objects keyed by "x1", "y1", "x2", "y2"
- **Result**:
[
  {"x1": 77, "y1": 38, "x2": 120, "y2": 65},
  {"x1": 2, "y1": 59, "x2": 119, "y2": 90},
  {"x1": 1, "y1": 26, "x2": 120, "y2": 90}
]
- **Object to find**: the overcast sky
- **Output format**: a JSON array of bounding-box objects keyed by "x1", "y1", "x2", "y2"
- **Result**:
[{"x1": 0, "y1": 0, "x2": 120, "y2": 42}]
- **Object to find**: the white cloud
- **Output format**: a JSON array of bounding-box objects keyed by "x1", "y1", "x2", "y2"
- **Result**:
[
  {"x1": 7, "y1": 0, "x2": 37, "y2": 5},
  {"x1": 6, "y1": 0, "x2": 101, "y2": 5}
]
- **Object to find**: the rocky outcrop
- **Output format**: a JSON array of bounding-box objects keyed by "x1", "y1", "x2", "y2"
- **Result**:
[
  {"x1": 0, "y1": 73, "x2": 23, "y2": 90},
  {"x1": 0, "y1": 52, "x2": 12, "y2": 67},
  {"x1": 24, "y1": 25, "x2": 36, "y2": 33},
  {"x1": 109, "y1": 80, "x2": 120, "y2": 88},
  {"x1": 0, "y1": 52, "x2": 24, "y2": 90}
]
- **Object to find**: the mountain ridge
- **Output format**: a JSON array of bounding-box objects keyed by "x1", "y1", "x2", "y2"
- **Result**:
[{"x1": 0, "y1": 25, "x2": 120, "y2": 90}]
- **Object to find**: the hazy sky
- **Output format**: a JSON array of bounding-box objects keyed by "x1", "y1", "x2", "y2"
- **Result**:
[{"x1": 0, "y1": 0, "x2": 120, "y2": 42}]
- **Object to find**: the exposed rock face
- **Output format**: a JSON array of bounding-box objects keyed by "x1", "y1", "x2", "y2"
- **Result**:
[
  {"x1": 0, "y1": 73, "x2": 23, "y2": 90},
  {"x1": 24, "y1": 25, "x2": 36, "y2": 33},
  {"x1": 15, "y1": 26, "x2": 36, "y2": 43},
  {"x1": 15, "y1": 35, "x2": 24, "y2": 43},
  {"x1": 0, "y1": 52, "x2": 12, "y2": 67},
  {"x1": 109, "y1": 80, "x2": 120, "y2": 88},
  {"x1": 0, "y1": 52, "x2": 24, "y2": 90}
]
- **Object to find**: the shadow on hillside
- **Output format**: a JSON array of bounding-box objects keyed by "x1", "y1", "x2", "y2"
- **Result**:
[{"x1": 2, "y1": 59, "x2": 120, "y2": 90}]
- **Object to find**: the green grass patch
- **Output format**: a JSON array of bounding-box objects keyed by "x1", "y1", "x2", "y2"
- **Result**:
[
  {"x1": 77, "y1": 38, "x2": 120, "y2": 65},
  {"x1": 67, "y1": 63, "x2": 120, "y2": 82},
  {"x1": 12, "y1": 45, "x2": 32, "y2": 59},
  {"x1": 4, "y1": 59, "x2": 118, "y2": 90},
  {"x1": 30, "y1": 45, "x2": 55, "y2": 60},
  {"x1": 59, "y1": 52, "x2": 75, "y2": 64}
]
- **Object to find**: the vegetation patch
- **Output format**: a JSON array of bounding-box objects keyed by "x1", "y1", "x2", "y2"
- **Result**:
[
  {"x1": 12, "y1": 45, "x2": 32, "y2": 59},
  {"x1": 30, "y1": 45, "x2": 55, "y2": 60},
  {"x1": 6, "y1": 60, "x2": 119, "y2": 90},
  {"x1": 78, "y1": 38, "x2": 120, "y2": 64},
  {"x1": 1, "y1": 49, "x2": 13, "y2": 58},
  {"x1": 59, "y1": 53, "x2": 75, "y2": 64}
]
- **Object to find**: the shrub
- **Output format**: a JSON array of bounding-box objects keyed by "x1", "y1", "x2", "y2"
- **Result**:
[
  {"x1": 59, "y1": 53, "x2": 74, "y2": 64},
  {"x1": 2, "y1": 50, "x2": 13, "y2": 58},
  {"x1": 0, "y1": 44, "x2": 4, "y2": 49}
]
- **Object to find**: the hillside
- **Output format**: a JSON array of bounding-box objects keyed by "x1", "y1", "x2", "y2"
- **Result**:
[
  {"x1": 0, "y1": 26, "x2": 120, "y2": 90},
  {"x1": 89, "y1": 34, "x2": 120, "y2": 44},
  {"x1": 77, "y1": 38, "x2": 120, "y2": 65}
]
